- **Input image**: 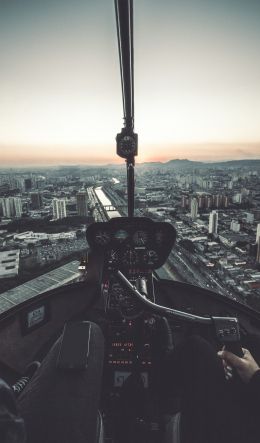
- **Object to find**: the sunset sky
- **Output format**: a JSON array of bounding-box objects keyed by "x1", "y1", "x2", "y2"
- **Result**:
[{"x1": 1, "y1": 0, "x2": 260, "y2": 166}]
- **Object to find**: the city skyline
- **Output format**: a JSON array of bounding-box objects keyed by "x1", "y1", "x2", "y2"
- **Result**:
[
  {"x1": 1, "y1": 0, "x2": 260, "y2": 165},
  {"x1": 1, "y1": 161, "x2": 260, "y2": 309},
  {"x1": 1, "y1": 146, "x2": 260, "y2": 168}
]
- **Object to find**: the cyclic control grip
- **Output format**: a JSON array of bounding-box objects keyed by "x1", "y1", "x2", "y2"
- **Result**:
[{"x1": 212, "y1": 316, "x2": 244, "y2": 357}]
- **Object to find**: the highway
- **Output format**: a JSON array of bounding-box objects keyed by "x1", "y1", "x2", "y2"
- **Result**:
[{"x1": 87, "y1": 187, "x2": 108, "y2": 222}]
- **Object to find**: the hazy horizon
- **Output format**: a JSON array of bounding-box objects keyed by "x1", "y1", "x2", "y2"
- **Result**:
[
  {"x1": 1, "y1": 143, "x2": 260, "y2": 168},
  {"x1": 1, "y1": 0, "x2": 260, "y2": 165}
]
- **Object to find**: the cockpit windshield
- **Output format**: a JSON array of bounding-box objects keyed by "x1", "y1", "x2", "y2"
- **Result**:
[{"x1": 0, "y1": 0, "x2": 260, "y2": 313}]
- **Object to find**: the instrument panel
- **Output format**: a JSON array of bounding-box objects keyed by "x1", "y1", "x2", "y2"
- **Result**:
[
  {"x1": 106, "y1": 279, "x2": 144, "y2": 318},
  {"x1": 86, "y1": 217, "x2": 176, "y2": 270}
]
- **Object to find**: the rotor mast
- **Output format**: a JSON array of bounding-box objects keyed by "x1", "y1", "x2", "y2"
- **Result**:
[{"x1": 114, "y1": 0, "x2": 137, "y2": 218}]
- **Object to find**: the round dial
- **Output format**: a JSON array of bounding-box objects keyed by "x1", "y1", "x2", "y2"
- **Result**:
[
  {"x1": 144, "y1": 249, "x2": 159, "y2": 266},
  {"x1": 114, "y1": 229, "x2": 128, "y2": 242},
  {"x1": 95, "y1": 230, "x2": 110, "y2": 246},
  {"x1": 132, "y1": 230, "x2": 148, "y2": 246},
  {"x1": 122, "y1": 249, "x2": 138, "y2": 266},
  {"x1": 108, "y1": 249, "x2": 119, "y2": 266},
  {"x1": 118, "y1": 135, "x2": 136, "y2": 156}
]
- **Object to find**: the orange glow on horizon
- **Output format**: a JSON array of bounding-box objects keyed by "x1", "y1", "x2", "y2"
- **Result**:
[
  {"x1": 1, "y1": 0, "x2": 260, "y2": 167},
  {"x1": 0, "y1": 142, "x2": 260, "y2": 167}
]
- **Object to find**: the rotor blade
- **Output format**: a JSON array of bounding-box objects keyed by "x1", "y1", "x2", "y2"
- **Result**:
[{"x1": 114, "y1": 0, "x2": 134, "y2": 131}]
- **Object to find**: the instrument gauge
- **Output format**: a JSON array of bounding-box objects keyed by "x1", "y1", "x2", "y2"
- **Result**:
[
  {"x1": 144, "y1": 250, "x2": 159, "y2": 266},
  {"x1": 108, "y1": 249, "x2": 119, "y2": 265},
  {"x1": 116, "y1": 132, "x2": 138, "y2": 158},
  {"x1": 132, "y1": 230, "x2": 148, "y2": 246},
  {"x1": 114, "y1": 229, "x2": 129, "y2": 243},
  {"x1": 119, "y1": 135, "x2": 136, "y2": 155},
  {"x1": 95, "y1": 230, "x2": 110, "y2": 246},
  {"x1": 122, "y1": 249, "x2": 138, "y2": 266}
]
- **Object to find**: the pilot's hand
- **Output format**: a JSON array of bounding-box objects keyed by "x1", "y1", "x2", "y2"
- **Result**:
[{"x1": 218, "y1": 348, "x2": 260, "y2": 383}]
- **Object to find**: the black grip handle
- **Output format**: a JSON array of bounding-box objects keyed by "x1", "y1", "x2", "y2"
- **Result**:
[{"x1": 225, "y1": 342, "x2": 244, "y2": 358}]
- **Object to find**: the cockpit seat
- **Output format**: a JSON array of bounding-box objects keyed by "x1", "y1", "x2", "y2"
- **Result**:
[
  {"x1": 17, "y1": 321, "x2": 104, "y2": 443},
  {"x1": 165, "y1": 412, "x2": 181, "y2": 443}
]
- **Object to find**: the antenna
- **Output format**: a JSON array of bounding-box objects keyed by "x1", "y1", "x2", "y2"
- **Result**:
[{"x1": 114, "y1": 0, "x2": 138, "y2": 217}]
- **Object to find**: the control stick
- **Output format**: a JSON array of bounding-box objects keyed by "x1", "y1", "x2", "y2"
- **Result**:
[
  {"x1": 212, "y1": 317, "x2": 244, "y2": 357},
  {"x1": 116, "y1": 270, "x2": 244, "y2": 356}
]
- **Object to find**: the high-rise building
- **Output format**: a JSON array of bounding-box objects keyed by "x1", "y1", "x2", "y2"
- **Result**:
[
  {"x1": 213, "y1": 194, "x2": 222, "y2": 208},
  {"x1": 1, "y1": 198, "x2": 10, "y2": 217},
  {"x1": 246, "y1": 212, "x2": 254, "y2": 224},
  {"x1": 181, "y1": 195, "x2": 189, "y2": 209},
  {"x1": 15, "y1": 178, "x2": 25, "y2": 192},
  {"x1": 209, "y1": 210, "x2": 218, "y2": 235},
  {"x1": 0, "y1": 197, "x2": 22, "y2": 218},
  {"x1": 24, "y1": 178, "x2": 32, "y2": 191},
  {"x1": 230, "y1": 220, "x2": 240, "y2": 233},
  {"x1": 256, "y1": 242, "x2": 260, "y2": 264},
  {"x1": 190, "y1": 198, "x2": 198, "y2": 220},
  {"x1": 205, "y1": 195, "x2": 213, "y2": 209},
  {"x1": 198, "y1": 196, "x2": 205, "y2": 209},
  {"x1": 76, "y1": 191, "x2": 88, "y2": 217},
  {"x1": 233, "y1": 193, "x2": 242, "y2": 204},
  {"x1": 52, "y1": 198, "x2": 67, "y2": 220},
  {"x1": 241, "y1": 188, "x2": 249, "y2": 197},
  {"x1": 13, "y1": 198, "x2": 22, "y2": 217},
  {"x1": 223, "y1": 196, "x2": 229, "y2": 208},
  {"x1": 256, "y1": 223, "x2": 260, "y2": 244},
  {"x1": 30, "y1": 192, "x2": 43, "y2": 210},
  {"x1": 202, "y1": 180, "x2": 213, "y2": 190}
]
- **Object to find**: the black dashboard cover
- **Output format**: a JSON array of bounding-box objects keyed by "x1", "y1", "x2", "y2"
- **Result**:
[{"x1": 86, "y1": 217, "x2": 176, "y2": 270}]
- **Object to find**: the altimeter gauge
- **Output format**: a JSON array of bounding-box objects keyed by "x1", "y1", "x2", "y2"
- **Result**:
[
  {"x1": 122, "y1": 249, "x2": 138, "y2": 266},
  {"x1": 133, "y1": 230, "x2": 148, "y2": 246},
  {"x1": 143, "y1": 250, "x2": 159, "y2": 266}
]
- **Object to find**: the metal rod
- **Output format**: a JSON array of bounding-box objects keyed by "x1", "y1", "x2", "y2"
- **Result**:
[
  {"x1": 114, "y1": 0, "x2": 134, "y2": 130},
  {"x1": 117, "y1": 270, "x2": 212, "y2": 325},
  {"x1": 114, "y1": 0, "x2": 136, "y2": 216},
  {"x1": 127, "y1": 160, "x2": 135, "y2": 217}
]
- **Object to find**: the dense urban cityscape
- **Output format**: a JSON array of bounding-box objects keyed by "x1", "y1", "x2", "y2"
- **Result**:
[{"x1": 0, "y1": 158, "x2": 260, "y2": 313}]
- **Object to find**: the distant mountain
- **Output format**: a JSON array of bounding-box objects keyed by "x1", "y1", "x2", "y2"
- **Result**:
[
  {"x1": 165, "y1": 158, "x2": 201, "y2": 165},
  {"x1": 134, "y1": 158, "x2": 260, "y2": 170},
  {"x1": 22, "y1": 158, "x2": 258, "y2": 171},
  {"x1": 164, "y1": 159, "x2": 204, "y2": 168},
  {"x1": 136, "y1": 161, "x2": 162, "y2": 167},
  {"x1": 210, "y1": 159, "x2": 260, "y2": 168}
]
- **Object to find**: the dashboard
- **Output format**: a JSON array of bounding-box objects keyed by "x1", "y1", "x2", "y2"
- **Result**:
[{"x1": 86, "y1": 217, "x2": 176, "y2": 271}]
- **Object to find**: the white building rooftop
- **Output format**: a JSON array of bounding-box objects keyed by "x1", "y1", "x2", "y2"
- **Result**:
[{"x1": 0, "y1": 250, "x2": 20, "y2": 279}]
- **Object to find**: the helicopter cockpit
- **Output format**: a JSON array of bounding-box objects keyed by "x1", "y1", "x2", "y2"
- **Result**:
[{"x1": 1, "y1": 1, "x2": 260, "y2": 443}]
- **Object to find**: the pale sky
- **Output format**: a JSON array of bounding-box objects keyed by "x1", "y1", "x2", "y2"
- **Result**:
[{"x1": 1, "y1": 0, "x2": 260, "y2": 165}]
